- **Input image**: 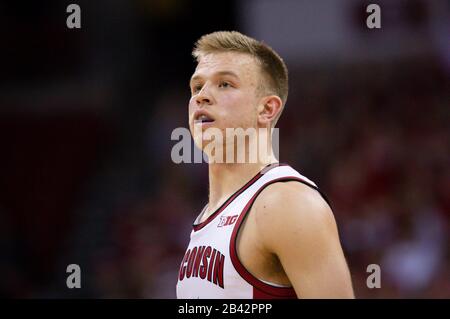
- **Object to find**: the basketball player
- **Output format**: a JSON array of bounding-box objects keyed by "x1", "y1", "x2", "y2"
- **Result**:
[{"x1": 176, "y1": 31, "x2": 354, "y2": 298}]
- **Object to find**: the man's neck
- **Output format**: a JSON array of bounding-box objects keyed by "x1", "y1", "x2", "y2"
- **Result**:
[{"x1": 206, "y1": 155, "x2": 278, "y2": 217}]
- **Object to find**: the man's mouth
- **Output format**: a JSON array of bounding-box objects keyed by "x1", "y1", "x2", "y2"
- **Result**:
[{"x1": 194, "y1": 114, "x2": 215, "y2": 124}]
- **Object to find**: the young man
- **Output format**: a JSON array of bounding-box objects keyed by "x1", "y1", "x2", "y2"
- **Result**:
[{"x1": 176, "y1": 31, "x2": 354, "y2": 298}]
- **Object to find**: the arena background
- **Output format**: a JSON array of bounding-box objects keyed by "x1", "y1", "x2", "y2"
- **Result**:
[{"x1": 0, "y1": 0, "x2": 448, "y2": 298}]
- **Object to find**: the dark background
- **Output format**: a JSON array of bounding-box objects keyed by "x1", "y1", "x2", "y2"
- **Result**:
[{"x1": 0, "y1": 0, "x2": 448, "y2": 298}]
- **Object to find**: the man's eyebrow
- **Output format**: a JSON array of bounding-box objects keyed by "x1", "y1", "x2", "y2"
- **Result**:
[{"x1": 190, "y1": 71, "x2": 239, "y2": 84}]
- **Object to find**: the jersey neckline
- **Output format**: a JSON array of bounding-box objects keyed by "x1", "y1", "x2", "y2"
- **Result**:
[{"x1": 192, "y1": 162, "x2": 288, "y2": 232}]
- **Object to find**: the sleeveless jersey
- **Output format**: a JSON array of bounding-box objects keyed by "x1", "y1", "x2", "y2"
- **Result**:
[{"x1": 176, "y1": 163, "x2": 328, "y2": 299}]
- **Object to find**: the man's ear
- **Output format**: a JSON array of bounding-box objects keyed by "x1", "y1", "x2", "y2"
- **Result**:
[{"x1": 257, "y1": 95, "x2": 283, "y2": 127}]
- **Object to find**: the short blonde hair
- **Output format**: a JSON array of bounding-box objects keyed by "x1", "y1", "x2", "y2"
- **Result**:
[{"x1": 192, "y1": 31, "x2": 288, "y2": 124}]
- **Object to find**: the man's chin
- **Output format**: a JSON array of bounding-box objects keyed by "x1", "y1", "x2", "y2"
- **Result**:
[{"x1": 193, "y1": 138, "x2": 221, "y2": 150}]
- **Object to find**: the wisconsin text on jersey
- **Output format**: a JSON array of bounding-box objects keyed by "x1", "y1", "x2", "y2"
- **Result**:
[{"x1": 178, "y1": 245, "x2": 225, "y2": 289}]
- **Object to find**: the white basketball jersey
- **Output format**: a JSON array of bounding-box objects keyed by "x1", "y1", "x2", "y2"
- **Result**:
[{"x1": 176, "y1": 163, "x2": 326, "y2": 299}]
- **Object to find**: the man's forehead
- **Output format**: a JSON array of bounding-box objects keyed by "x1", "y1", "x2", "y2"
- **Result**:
[
  {"x1": 191, "y1": 70, "x2": 239, "y2": 83},
  {"x1": 193, "y1": 52, "x2": 258, "y2": 78}
]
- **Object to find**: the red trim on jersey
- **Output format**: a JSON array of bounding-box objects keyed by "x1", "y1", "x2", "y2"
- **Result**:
[
  {"x1": 192, "y1": 163, "x2": 288, "y2": 232},
  {"x1": 230, "y1": 176, "x2": 320, "y2": 299},
  {"x1": 253, "y1": 286, "x2": 296, "y2": 299}
]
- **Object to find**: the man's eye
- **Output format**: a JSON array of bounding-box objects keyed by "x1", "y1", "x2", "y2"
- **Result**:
[
  {"x1": 193, "y1": 85, "x2": 202, "y2": 93},
  {"x1": 219, "y1": 82, "x2": 231, "y2": 88}
]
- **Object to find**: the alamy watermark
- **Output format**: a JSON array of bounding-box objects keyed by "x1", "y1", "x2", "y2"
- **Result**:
[
  {"x1": 366, "y1": 4, "x2": 381, "y2": 29},
  {"x1": 366, "y1": 264, "x2": 381, "y2": 289},
  {"x1": 171, "y1": 126, "x2": 279, "y2": 164},
  {"x1": 66, "y1": 4, "x2": 81, "y2": 29},
  {"x1": 66, "y1": 264, "x2": 81, "y2": 289}
]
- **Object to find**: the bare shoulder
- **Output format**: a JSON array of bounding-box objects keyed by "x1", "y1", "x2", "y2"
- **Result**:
[
  {"x1": 252, "y1": 181, "x2": 338, "y2": 252},
  {"x1": 253, "y1": 181, "x2": 335, "y2": 227},
  {"x1": 251, "y1": 180, "x2": 354, "y2": 298}
]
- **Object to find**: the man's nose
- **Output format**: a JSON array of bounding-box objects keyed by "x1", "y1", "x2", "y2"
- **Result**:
[{"x1": 195, "y1": 85, "x2": 213, "y2": 106}]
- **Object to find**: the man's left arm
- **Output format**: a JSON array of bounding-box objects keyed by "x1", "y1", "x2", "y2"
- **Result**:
[{"x1": 254, "y1": 182, "x2": 355, "y2": 298}]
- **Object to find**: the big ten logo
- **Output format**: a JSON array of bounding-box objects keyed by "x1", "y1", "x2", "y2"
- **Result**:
[{"x1": 217, "y1": 215, "x2": 238, "y2": 227}]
